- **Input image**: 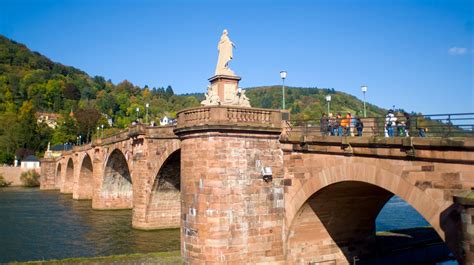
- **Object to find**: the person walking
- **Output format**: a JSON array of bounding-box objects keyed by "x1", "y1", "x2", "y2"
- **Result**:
[
  {"x1": 355, "y1": 117, "x2": 364, "y2": 136},
  {"x1": 328, "y1": 113, "x2": 337, "y2": 136},
  {"x1": 341, "y1": 113, "x2": 351, "y2": 136},
  {"x1": 320, "y1": 113, "x2": 329, "y2": 136},
  {"x1": 404, "y1": 112, "x2": 411, "y2": 137},
  {"x1": 385, "y1": 110, "x2": 397, "y2": 137},
  {"x1": 336, "y1": 113, "x2": 343, "y2": 136}
]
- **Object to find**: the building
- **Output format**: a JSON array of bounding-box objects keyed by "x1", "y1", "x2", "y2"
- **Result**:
[
  {"x1": 21, "y1": 155, "x2": 40, "y2": 169},
  {"x1": 36, "y1": 112, "x2": 62, "y2": 129}
]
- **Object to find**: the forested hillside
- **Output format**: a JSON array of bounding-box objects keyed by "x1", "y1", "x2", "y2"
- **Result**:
[
  {"x1": 247, "y1": 86, "x2": 386, "y2": 120},
  {"x1": 0, "y1": 35, "x2": 387, "y2": 163},
  {"x1": 0, "y1": 35, "x2": 199, "y2": 163}
]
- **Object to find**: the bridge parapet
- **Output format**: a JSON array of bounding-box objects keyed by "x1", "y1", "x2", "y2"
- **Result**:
[
  {"x1": 175, "y1": 105, "x2": 285, "y2": 134},
  {"x1": 144, "y1": 125, "x2": 177, "y2": 139},
  {"x1": 282, "y1": 135, "x2": 474, "y2": 163}
]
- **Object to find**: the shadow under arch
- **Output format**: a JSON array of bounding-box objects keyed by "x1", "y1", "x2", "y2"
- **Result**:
[
  {"x1": 55, "y1": 163, "x2": 62, "y2": 189},
  {"x1": 145, "y1": 149, "x2": 181, "y2": 228},
  {"x1": 77, "y1": 153, "x2": 93, "y2": 199},
  {"x1": 62, "y1": 158, "x2": 74, "y2": 194},
  {"x1": 285, "y1": 163, "x2": 458, "y2": 264},
  {"x1": 101, "y1": 149, "x2": 133, "y2": 209}
]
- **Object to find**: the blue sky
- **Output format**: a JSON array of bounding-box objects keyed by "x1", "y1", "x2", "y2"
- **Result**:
[{"x1": 0, "y1": 0, "x2": 472, "y2": 114}]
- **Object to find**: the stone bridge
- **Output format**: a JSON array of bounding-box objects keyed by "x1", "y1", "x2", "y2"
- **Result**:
[{"x1": 40, "y1": 106, "x2": 474, "y2": 264}]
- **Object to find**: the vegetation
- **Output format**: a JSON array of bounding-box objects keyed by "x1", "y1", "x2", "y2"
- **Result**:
[
  {"x1": 20, "y1": 170, "x2": 40, "y2": 187},
  {"x1": 0, "y1": 174, "x2": 12, "y2": 187},
  {"x1": 0, "y1": 35, "x2": 199, "y2": 161}
]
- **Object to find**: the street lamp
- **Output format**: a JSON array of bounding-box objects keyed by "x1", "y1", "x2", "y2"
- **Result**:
[
  {"x1": 79, "y1": 135, "x2": 82, "y2": 145},
  {"x1": 325, "y1": 95, "x2": 332, "y2": 114},
  {"x1": 145, "y1": 103, "x2": 150, "y2": 125},
  {"x1": 101, "y1": 124, "x2": 104, "y2": 138},
  {"x1": 136, "y1": 107, "x2": 140, "y2": 122},
  {"x1": 361, "y1": 85, "x2": 368, "y2": 117},
  {"x1": 280, "y1": 71, "x2": 287, "y2": 109}
]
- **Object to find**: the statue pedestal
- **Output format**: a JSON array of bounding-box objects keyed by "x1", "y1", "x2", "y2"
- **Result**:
[{"x1": 208, "y1": 75, "x2": 241, "y2": 105}]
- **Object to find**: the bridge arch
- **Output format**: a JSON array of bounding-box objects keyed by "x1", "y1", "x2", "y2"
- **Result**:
[
  {"x1": 285, "y1": 162, "x2": 457, "y2": 264},
  {"x1": 62, "y1": 158, "x2": 74, "y2": 194},
  {"x1": 100, "y1": 148, "x2": 133, "y2": 209},
  {"x1": 144, "y1": 148, "x2": 181, "y2": 229},
  {"x1": 75, "y1": 153, "x2": 93, "y2": 200}
]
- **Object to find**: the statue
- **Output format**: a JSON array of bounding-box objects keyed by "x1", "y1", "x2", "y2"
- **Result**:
[
  {"x1": 237, "y1": 89, "x2": 251, "y2": 107},
  {"x1": 215, "y1": 29, "x2": 236, "y2": 76},
  {"x1": 201, "y1": 85, "x2": 221, "y2": 106},
  {"x1": 231, "y1": 88, "x2": 251, "y2": 107}
]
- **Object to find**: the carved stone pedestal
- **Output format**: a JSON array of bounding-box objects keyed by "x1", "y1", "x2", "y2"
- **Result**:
[
  {"x1": 201, "y1": 75, "x2": 250, "y2": 107},
  {"x1": 209, "y1": 75, "x2": 240, "y2": 104}
]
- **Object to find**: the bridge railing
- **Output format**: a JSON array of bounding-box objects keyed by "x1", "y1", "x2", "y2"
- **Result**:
[
  {"x1": 285, "y1": 113, "x2": 474, "y2": 139},
  {"x1": 175, "y1": 106, "x2": 284, "y2": 131}
]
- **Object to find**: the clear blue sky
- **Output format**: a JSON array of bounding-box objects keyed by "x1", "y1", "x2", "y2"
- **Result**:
[{"x1": 1, "y1": 0, "x2": 472, "y2": 114}]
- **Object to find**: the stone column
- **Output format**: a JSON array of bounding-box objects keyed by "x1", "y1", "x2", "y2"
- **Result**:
[
  {"x1": 39, "y1": 157, "x2": 58, "y2": 190},
  {"x1": 174, "y1": 106, "x2": 286, "y2": 264}
]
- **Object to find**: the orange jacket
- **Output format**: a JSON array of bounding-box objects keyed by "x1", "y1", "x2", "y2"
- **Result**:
[{"x1": 341, "y1": 117, "x2": 350, "y2": 127}]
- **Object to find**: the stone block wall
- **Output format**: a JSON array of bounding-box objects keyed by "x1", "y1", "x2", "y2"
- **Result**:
[{"x1": 1, "y1": 166, "x2": 42, "y2": 187}]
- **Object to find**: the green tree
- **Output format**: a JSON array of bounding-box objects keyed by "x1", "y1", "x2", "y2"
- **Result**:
[{"x1": 75, "y1": 107, "x2": 101, "y2": 142}]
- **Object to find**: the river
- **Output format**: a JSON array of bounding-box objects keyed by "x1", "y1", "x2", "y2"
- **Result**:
[{"x1": 0, "y1": 188, "x2": 432, "y2": 263}]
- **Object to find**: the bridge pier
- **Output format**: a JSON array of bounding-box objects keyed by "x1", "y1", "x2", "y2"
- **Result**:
[
  {"x1": 454, "y1": 192, "x2": 474, "y2": 265},
  {"x1": 40, "y1": 157, "x2": 59, "y2": 190},
  {"x1": 175, "y1": 106, "x2": 286, "y2": 264}
]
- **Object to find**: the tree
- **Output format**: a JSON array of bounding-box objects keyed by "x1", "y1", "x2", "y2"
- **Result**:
[
  {"x1": 75, "y1": 107, "x2": 101, "y2": 143},
  {"x1": 51, "y1": 115, "x2": 78, "y2": 145},
  {"x1": 63, "y1": 83, "x2": 81, "y2": 100},
  {"x1": 165, "y1": 85, "x2": 174, "y2": 99}
]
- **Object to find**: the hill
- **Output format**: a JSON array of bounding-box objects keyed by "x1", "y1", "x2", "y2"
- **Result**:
[
  {"x1": 246, "y1": 86, "x2": 386, "y2": 120},
  {"x1": 0, "y1": 34, "x2": 388, "y2": 163}
]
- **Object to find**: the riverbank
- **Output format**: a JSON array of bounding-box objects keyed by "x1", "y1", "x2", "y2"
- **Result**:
[
  {"x1": 0, "y1": 167, "x2": 41, "y2": 186},
  {"x1": 10, "y1": 251, "x2": 183, "y2": 265}
]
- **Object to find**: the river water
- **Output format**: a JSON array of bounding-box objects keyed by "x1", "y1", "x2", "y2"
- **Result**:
[{"x1": 0, "y1": 188, "x2": 429, "y2": 263}]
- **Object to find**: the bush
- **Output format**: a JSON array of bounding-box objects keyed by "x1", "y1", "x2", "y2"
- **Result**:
[
  {"x1": 0, "y1": 174, "x2": 12, "y2": 187},
  {"x1": 20, "y1": 170, "x2": 40, "y2": 187}
]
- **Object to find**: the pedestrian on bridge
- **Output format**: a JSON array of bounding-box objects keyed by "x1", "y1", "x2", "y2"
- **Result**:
[
  {"x1": 320, "y1": 113, "x2": 329, "y2": 136},
  {"x1": 355, "y1": 117, "x2": 364, "y2": 136},
  {"x1": 385, "y1": 110, "x2": 397, "y2": 137},
  {"x1": 336, "y1": 113, "x2": 343, "y2": 136},
  {"x1": 341, "y1": 113, "x2": 351, "y2": 136},
  {"x1": 404, "y1": 112, "x2": 411, "y2": 137},
  {"x1": 328, "y1": 113, "x2": 337, "y2": 136}
]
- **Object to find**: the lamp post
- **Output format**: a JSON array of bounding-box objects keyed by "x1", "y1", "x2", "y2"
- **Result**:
[
  {"x1": 280, "y1": 71, "x2": 287, "y2": 109},
  {"x1": 97, "y1": 127, "x2": 100, "y2": 138},
  {"x1": 325, "y1": 95, "x2": 331, "y2": 114},
  {"x1": 79, "y1": 135, "x2": 82, "y2": 145},
  {"x1": 101, "y1": 124, "x2": 104, "y2": 138},
  {"x1": 361, "y1": 85, "x2": 368, "y2": 117},
  {"x1": 136, "y1": 107, "x2": 140, "y2": 122},
  {"x1": 145, "y1": 103, "x2": 150, "y2": 125}
]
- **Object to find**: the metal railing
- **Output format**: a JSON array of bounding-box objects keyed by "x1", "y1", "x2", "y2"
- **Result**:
[{"x1": 286, "y1": 113, "x2": 474, "y2": 139}]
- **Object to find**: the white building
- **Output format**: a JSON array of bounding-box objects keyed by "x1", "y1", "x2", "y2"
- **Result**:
[{"x1": 21, "y1": 155, "x2": 40, "y2": 169}]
